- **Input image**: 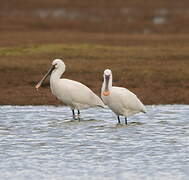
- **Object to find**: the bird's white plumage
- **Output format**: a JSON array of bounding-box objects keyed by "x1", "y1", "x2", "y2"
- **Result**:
[
  {"x1": 101, "y1": 69, "x2": 146, "y2": 118},
  {"x1": 49, "y1": 59, "x2": 104, "y2": 110},
  {"x1": 51, "y1": 78, "x2": 104, "y2": 110}
]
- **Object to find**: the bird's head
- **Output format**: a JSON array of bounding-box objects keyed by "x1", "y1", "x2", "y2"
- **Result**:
[
  {"x1": 52, "y1": 59, "x2": 66, "y2": 70},
  {"x1": 103, "y1": 69, "x2": 112, "y2": 96},
  {"x1": 104, "y1": 69, "x2": 112, "y2": 76},
  {"x1": 35, "y1": 59, "x2": 65, "y2": 90}
]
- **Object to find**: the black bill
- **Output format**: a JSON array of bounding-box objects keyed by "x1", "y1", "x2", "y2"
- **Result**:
[
  {"x1": 105, "y1": 75, "x2": 110, "y2": 91},
  {"x1": 35, "y1": 65, "x2": 55, "y2": 90}
]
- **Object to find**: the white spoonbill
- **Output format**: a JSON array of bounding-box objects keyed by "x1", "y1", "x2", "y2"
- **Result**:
[
  {"x1": 35, "y1": 59, "x2": 104, "y2": 119},
  {"x1": 101, "y1": 69, "x2": 146, "y2": 124}
]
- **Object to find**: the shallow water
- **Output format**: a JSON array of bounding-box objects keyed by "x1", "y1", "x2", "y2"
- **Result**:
[{"x1": 0, "y1": 105, "x2": 189, "y2": 180}]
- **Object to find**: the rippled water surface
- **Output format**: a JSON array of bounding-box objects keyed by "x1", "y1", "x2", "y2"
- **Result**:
[{"x1": 0, "y1": 105, "x2": 189, "y2": 180}]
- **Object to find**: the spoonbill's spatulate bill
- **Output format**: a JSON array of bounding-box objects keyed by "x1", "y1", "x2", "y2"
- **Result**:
[
  {"x1": 35, "y1": 59, "x2": 104, "y2": 119},
  {"x1": 101, "y1": 69, "x2": 146, "y2": 124}
]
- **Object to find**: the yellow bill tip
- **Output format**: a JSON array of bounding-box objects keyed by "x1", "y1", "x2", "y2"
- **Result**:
[{"x1": 35, "y1": 84, "x2": 40, "y2": 91}]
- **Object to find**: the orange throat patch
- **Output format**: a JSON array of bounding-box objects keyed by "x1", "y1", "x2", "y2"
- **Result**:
[{"x1": 103, "y1": 90, "x2": 110, "y2": 96}]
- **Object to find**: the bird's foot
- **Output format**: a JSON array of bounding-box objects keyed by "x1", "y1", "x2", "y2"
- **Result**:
[{"x1": 73, "y1": 115, "x2": 81, "y2": 121}]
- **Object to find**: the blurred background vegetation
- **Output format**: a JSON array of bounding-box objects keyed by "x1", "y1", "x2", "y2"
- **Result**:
[
  {"x1": 1, "y1": 0, "x2": 189, "y2": 33},
  {"x1": 0, "y1": 0, "x2": 189, "y2": 105}
]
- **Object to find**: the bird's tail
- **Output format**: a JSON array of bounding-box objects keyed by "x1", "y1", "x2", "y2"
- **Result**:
[
  {"x1": 97, "y1": 104, "x2": 105, "y2": 108},
  {"x1": 93, "y1": 94, "x2": 105, "y2": 108},
  {"x1": 141, "y1": 106, "x2": 147, "y2": 113}
]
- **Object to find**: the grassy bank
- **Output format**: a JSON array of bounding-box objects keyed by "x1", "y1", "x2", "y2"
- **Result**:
[{"x1": 0, "y1": 31, "x2": 189, "y2": 105}]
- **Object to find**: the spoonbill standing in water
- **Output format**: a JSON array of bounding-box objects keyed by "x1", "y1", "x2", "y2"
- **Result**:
[
  {"x1": 101, "y1": 69, "x2": 146, "y2": 124},
  {"x1": 35, "y1": 59, "x2": 104, "y2": 119}
]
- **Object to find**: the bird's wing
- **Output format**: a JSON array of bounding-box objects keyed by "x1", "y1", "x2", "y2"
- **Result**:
[
  {"x1": 61, "y1": 79, "x2": 104, "y2": 107},
  {"x1": 112, "y1": 87, "x2": 145, "y2": 112}
]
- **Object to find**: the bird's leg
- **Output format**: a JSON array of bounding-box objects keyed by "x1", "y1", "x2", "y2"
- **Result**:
[
  {"x1": 78, "y1": 110, "x2": 80, "y2": 121},
  {"x1": 117, "y1": 116, "x2": 121, "y2": 124},
  {"x1": 125, "y1": 117, "x2": 128, "y2": 125},
  {"x1": 72, "y1": 109, "x2": 76, "y2": 119}
]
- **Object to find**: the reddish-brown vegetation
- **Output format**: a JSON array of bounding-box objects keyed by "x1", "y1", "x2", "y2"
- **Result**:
[
  {"x1": 0, "y1": 1, "x2": 189, "y2": 105},
  {"x1": 0, "y1": 31, "x2": 189, "y2": 105}
]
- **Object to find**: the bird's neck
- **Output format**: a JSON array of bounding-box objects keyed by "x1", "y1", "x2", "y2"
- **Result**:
[{"x1": 50, "y1": 69, "x2": 63, "y2": 83}]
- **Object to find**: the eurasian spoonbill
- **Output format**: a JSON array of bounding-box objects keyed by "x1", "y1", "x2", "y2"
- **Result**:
[
  {"x1": 35, "y1": 59, "x2": 104, "y2": 119},
  {"x1": 101, "y1": 69, "x2": 146, "y2": 124}
]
